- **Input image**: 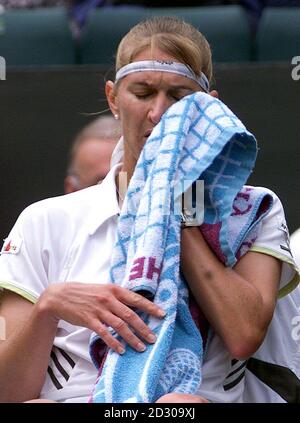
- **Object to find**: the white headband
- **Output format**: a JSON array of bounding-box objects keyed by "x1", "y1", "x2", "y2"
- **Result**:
[{"x1": 115, "y1": 60, "x2": 210, "y2": 93}]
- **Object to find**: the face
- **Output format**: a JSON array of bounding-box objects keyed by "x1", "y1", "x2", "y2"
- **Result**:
[
  {"x1": 64, "y1": 138, "x2": 116, "y2": 194},
  {"x1": 106, "y1": 48, "x2": 201, "y2": 175}
]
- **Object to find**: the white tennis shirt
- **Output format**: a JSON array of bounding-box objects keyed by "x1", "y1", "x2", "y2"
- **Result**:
[
  {"x1": 291, "y1": 228, "x2": 300, "y2": 269},
  {"x1": 0, "y1": 164, "x2": 298, "y2": 402}
]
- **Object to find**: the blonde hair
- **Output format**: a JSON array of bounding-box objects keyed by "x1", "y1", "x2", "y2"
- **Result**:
[{"x1": 116, "y1": 16, "x2": 213, "y2": 84}]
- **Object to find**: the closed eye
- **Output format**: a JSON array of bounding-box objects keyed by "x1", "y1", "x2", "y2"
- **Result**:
[
  {"x1": 134, "y1": 93, "x2": 152, "y2": 99},
  {"x1": 169, "y1": 94, "x2": 182, "y2": 101},
  {"x1": 169, "y1": 90, "x2": 193, "y2": 102},
  {"x1": 132, "y1": 88, "x2": 156, "y2": 99}
]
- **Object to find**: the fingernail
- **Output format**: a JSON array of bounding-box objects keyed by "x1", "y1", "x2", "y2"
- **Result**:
[
  {"x1": 158, "y1": 309, "x2": 166, "y2": 317},
  {"x1": 147, "y1": 334, "x2": 157, "y2": 343},
  {"x1": 137, "y1": 343, "x2": 146, "y2": 352},
  {"x1": 118, "y1": 347, "x2": 125, "y2": 355}
]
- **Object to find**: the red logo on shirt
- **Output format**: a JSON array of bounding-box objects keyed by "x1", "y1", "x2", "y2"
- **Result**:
[
  {"x1": 1, "y1": 239, "x2": 22, "y2": 254},
  {"x1": 4, "y1": 241, "x2": 11, "y2": 252}
]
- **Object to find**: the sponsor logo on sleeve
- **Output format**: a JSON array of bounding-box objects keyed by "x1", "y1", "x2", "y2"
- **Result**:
[
  {"x1": 1, "y1": 236, "x2": 23, "y2": 255},
  {"x1": 279, "y1": 222, "x2": 293, "y2": 257}
]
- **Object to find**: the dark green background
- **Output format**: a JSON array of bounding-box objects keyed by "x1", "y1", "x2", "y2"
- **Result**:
[{"x1": 0, "y1": 63, "x2": 299, "y2": 239}]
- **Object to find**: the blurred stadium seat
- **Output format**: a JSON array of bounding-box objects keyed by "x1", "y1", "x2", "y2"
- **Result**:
[
  {"x1": 256, "y1": 7, "x2": 300, "y2": 61},
  {"x1": 79, "y1": 5, "x2": 252, "y2": 66},
  {"x1": 1, "y1": 63, "x2": 300, "y2": 239},
  {"x1": 1, "y1": 6, "x2": 299, "y2": 66},
  {"x1": 149, "y1": 6, "x2": 252, "y2": 63},
  {"x1": 79, "y1": 7, "x2": 147, "y2": 66},
  {"x1": 0, "y1": 7, "x2": 76, "y2": 66}
]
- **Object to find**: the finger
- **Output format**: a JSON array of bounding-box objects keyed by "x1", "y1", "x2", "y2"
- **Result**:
[
  {"x1": 156, "y1": 393, "x2": 209, "y2": 403},
  {"x1": 100, "y1": 311, "x2": 147, "y2": 352},
  {"x1": 116, "y1": 287, "x2": 166, "y2": 318},
  {"x1": 110, "y1": 301, "x2": 157, "y2": 345},
  {"x1": 90, "y1": 319, "x2": 125, "y2": 355}
]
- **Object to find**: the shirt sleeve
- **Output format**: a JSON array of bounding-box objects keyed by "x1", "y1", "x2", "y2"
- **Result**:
[
  {"x1": 249, "y1": 191, "x2": 299, "y2": 297},
  {"x1": 290, "y1": 228, "x2": 300, "y2": 269},
  {"x1": 198, "y1": 191, "x2": 300, "y2": 403},
  {"x1": 0, "y1": 201, "x2": 64, "y2": 303}
]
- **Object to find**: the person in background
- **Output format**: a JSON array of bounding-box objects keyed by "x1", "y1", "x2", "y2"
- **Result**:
[{"x1": 64, "y1": 114, "x2": 121, "y2": 194}]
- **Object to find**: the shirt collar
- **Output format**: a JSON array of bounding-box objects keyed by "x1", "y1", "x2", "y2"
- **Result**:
[{"x1": 87, "y1": 163, "x2": 122, "y2": 235}]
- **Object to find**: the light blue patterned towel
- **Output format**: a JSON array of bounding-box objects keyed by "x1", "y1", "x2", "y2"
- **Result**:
[{"x1": 89, "y1": 92, "x2": 271, "y2": 403}]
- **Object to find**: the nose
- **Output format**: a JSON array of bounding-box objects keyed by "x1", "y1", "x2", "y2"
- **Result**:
[{"x1": 148, "y1": 94, "x2": 173, "y2": 125}]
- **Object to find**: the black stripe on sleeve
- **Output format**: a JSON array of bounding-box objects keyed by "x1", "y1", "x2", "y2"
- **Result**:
[
  {"x1": 246, "y1": 357, "x2": 300, "y2": 403},
  {"x1": 57, "y1": 347, "x2": 76, "y2": 368},
  {"x1": 225, "y1": 361, "x2": 247, "y2": 380},
  {"x1": 47, "y1": 366, "x2": 63, "y2": 390},
  {"x1": 224, "y1": 370, "x2": 246, "y2": 391},
  {"x1": 50, "y1": 351, "x2": 69, "y2": 381}
]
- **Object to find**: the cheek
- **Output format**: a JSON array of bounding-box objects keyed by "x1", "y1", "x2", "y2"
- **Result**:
[
  {"x1": 121, "y1": 103, "x2": 145, "y2": 133},
  {"x1": 121, "y1": 112, "x2": 137, "y2": 138},
  {"x1": 119, "y1": 92, "x2": 146, "y2": 120},
  {"x1": 119, "y1": 100, "x2": 133, "y2": 124}
]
